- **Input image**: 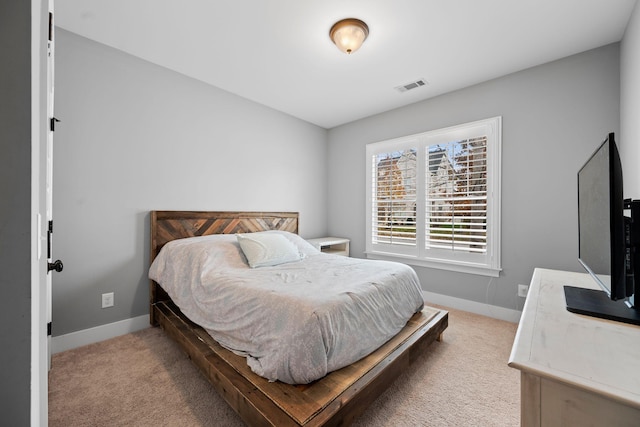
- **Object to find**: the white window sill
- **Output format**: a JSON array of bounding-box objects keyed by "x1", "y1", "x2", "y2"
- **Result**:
[{"x1": 365, "y1": 251, "x2": 501, "y2": 277}]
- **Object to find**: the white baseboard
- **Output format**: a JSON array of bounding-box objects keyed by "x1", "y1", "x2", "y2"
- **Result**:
[
  {"x1": 423, "y1": 291, "x2": 522, "y2": 323},
  {"x1": 52, "y1": 314, "x2": 150, "y2": 354}
]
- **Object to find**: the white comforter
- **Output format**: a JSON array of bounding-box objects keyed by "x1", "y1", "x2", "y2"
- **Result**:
[{"x1": 148, "y1": 231, "x2": 424, "y2": 384}]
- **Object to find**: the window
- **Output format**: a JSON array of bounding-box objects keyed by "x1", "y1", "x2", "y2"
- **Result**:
[{"x1": 366, "y1": 117, "x2": 501, "y2": 276}]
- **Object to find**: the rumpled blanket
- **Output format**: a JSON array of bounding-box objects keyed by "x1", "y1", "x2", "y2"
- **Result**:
[{"x1": 149, "y1": 231, "x2": 424, "y2": 384}]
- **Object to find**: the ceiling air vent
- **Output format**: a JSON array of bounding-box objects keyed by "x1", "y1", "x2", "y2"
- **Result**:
[{"x1": 395, "y1": 78, "x2": 428, "y2": 93}]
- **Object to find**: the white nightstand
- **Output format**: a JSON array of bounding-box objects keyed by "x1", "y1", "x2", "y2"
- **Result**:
[{"x1": 307, "y1": 237, "x2": 350, "y2": 257}]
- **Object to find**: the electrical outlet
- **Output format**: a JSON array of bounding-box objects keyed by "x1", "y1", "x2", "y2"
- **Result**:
[
  {"x1": 518, "y1": 284, "x2": 529, "y2": 298},
  {"x1": 102, "y1": 292, "x2": 114, "y2": 308}
]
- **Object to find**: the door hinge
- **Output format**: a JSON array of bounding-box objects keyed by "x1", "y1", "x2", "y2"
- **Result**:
[
  {"x1": 47, "y1": 322, "x2": 52, "y2": 337},
  {"x1": 50, "y1": 117, "x2": 60, "y2": 132},
  {"x1": 47, "y1": 220, "x2": 53, "y2": 259},
  {"x1": 48, "y1": 12, "x2": 53, "y2": 42}
]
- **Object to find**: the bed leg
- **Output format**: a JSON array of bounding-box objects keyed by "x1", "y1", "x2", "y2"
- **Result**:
[{"x1": 437, "y1": 332, "x2": 444, "y2": 342}]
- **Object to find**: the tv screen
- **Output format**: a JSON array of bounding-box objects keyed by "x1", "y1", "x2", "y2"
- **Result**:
[
  {"x1": 565, "y1": 132, "x2": 640, "y2": 326},
  {"x1": 577, "y1": 133, "x2": 626, "y2": 299}
]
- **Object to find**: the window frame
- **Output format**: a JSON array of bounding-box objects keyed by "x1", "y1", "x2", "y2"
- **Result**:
[{"x1": 365, "y1": 117, "x2": 502, "y2": 277}]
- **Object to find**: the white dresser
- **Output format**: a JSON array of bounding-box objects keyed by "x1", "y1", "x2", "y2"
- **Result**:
[{"x1": 508, "y1": 268, "x2": 640, "y2": 426}]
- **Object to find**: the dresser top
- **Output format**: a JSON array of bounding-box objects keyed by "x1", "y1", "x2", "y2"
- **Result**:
[{"x1": 508, "y1": 268, "x2": 640, "y2": 409}]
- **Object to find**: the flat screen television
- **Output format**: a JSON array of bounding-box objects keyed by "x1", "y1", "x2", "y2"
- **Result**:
[{"x1": 564, "y1": 132, "x2": 640, "y2": 326}]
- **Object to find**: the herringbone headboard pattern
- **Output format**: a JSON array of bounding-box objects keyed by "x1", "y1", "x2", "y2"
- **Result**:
[{"x1": 150, "y1": 211, "x2": 299, "y2": 260}]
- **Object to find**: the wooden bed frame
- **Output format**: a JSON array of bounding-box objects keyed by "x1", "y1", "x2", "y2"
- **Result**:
[{"x1": 149, "y1": 210, "x2": 448, "y2": 426}]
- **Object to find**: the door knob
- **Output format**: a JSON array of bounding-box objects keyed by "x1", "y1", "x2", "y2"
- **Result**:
[{"x1": 48, "y1": 259, "x2": 63, "y2": 273}]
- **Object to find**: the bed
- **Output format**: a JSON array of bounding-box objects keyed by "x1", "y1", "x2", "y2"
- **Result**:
[{"x1": 149, "y1": 210, "x2": 448, "y2": 426}]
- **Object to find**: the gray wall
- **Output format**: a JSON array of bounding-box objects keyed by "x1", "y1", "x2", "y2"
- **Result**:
[
  {"x1": 327, "y1": 44, "x2": 621, "y2": 312},
  {"x1": 54, "y1": 27, "x2": 635, "y2": 334},
  {"x1": 621, "y1": 1, "x2": 640, "y2": 197},
  {"x1": 53, "y1": 29, "x2": 329, "y2": 335},
  {"x1": 0, "y1": 0, "x2": 33, "y2": 423}
]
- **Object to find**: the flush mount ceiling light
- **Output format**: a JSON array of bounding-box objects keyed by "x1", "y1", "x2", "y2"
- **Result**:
[{"x1": 329, "y1": 18, "x2": 369, "y2": 54}]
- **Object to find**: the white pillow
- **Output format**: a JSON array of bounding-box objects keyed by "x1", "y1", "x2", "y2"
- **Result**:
[{"x1": 236, "y1": 232, "x2": 303, "y2": 268}]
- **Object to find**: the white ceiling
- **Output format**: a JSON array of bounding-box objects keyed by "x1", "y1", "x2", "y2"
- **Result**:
[{"x1": 55, "y1": 0, "x2": 637, "y2": 129}]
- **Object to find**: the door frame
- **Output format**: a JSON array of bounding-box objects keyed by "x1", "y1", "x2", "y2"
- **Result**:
[{"x1": 31, "y1": 0, "x2": 51, "y2": 425}]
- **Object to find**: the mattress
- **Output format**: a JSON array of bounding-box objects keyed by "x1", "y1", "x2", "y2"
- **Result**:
[{"x1": 148, "y1": 231, "x2": 425, "y2": 384}]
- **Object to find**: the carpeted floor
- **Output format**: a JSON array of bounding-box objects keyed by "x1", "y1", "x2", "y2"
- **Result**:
[{"x1": 49, "y1": 306, "x2": 520, "y2": 426}]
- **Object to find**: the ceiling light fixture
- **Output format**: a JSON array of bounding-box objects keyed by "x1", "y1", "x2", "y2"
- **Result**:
[{"x1": 329, "y1": 18, "x2": 369, "y2": 54}]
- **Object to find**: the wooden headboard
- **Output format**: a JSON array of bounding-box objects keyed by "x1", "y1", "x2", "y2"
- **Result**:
[
  {"x1": 150, "y1": 210, "x2": 299, "y2": 260},
  {"x1": 149, "y1": 210, "x2": 299, "y2": 324}
]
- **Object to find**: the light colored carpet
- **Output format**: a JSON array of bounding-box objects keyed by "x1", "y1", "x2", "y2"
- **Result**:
[{"x1": 49, "y1": 306, "x2": 520, "y2": 426}]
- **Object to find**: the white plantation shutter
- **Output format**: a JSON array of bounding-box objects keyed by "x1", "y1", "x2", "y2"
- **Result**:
[
  {"x1": 366, "y1": 117, "x2": 501, "y2": 277},
  {"x1": 372, "y1": 150, "x2": 417, "y2": 247},
  {"x1": 426, "y1": 137, "x2": 487, "y2": 254}
]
